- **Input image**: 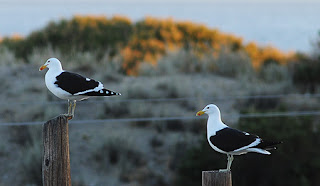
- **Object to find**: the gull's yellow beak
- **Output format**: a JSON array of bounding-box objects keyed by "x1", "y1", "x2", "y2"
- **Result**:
[
  {"x1": 196, "y1": 110, "x2": 205, "y2": 116},
  {"x1": 39, "y1": 64, "x2": 48, "y2": 71}
]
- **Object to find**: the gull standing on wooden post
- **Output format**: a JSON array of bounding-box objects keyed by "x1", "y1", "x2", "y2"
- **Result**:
[
  {"x1": 196, "y1": 104, "x2": 282, "y2": 171},
  {"x1": 39, "y1": 58, "x2": 121, "y2": 119}
]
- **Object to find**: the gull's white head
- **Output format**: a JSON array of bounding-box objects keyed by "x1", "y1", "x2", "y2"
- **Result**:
[
  {"x1": 196, "y1": 104, "x2": 221, "y2": 117},
  {"x1": 39, "y1": 58, "x2": 62, "y2": 71}
]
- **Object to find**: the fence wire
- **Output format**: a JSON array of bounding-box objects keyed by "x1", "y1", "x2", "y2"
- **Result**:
[
  {"x1": 1, "y1": 110, "x2": 320, "y2": 126},
  {"x1": 1, "y1": 93, "x2": 320, "y2": 126},
  {"x1": 2, "y1": 93, "x2": 320, "y2": 106}
]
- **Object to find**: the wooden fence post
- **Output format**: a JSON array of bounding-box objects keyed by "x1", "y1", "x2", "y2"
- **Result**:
[
  {"x1": 202, "y1": 170, "x2": 232, "y2": 186},
  {"x1": 42, "y1": 115, "x2": 71, "y2": 186}
]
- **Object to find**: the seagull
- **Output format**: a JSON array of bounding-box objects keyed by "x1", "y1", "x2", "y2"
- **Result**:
[
  {"x1": 39, "y1": 58, "x2": 121, "y2": 119},
  {"x1": 196, "y1": 104, "x2": 281, "y2": 171}
]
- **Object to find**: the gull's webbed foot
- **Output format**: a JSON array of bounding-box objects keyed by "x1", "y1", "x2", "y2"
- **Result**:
[{"x1": 62, "y1": 113, "x2": 74, "y2": 120}]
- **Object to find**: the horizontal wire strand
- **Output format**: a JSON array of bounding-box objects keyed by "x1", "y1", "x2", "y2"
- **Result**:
[
  {"x1": 1, "y1": 110, "x2": 320, "y2": 126},
  {"x1": 2, "y1": 93, "x2": 320, "y2": 106}
]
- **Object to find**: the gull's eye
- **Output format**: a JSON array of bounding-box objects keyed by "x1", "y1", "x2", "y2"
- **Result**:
[{"x1": 206, "y1": 107, "x2": 209, "y2": 109}]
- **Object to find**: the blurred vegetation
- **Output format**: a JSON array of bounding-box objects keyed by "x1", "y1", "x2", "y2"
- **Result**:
[
  {"x1": 91, "y1": 137, "x2": 145, "y2": 174},
  {"x1": 291, "y1": 53, "x2": 320, "y2": 93},
  {"x1": 1, "y1": 15, "x2": 295, "y2": 75},
  {"x1": 1, "y1": 16, "x2": 133, "y2": 59},
  {"x1": 15, "y1": 126, "x2": 42, "y2": 185}
]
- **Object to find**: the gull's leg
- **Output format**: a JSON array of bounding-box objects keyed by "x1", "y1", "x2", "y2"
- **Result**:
[
  {"x1": 231, "y1": 155, "x2": 234, "y2": 167},
  {"x1": 219, "y1": 154, "x2": 230, "y2": 172},
  {"x1": 71, "y1": 100, "x2": 77, "y2": 118},
  {"x1": 227, "y1": 155, "x2": 234, "y2": 170},
  {"x1": 67, "y1": 100, "x2": 72, "y2": 115},
  {"x1": 63, "y1": 100, "x2": 73, "y2": 120},
  {"x1": 227, "y1": 154, "x2": 231, "y2": 170}
]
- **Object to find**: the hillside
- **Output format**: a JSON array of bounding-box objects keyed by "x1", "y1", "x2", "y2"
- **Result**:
[{"x1": 1, "y1": 15, "x2": 294, "y2": 75}]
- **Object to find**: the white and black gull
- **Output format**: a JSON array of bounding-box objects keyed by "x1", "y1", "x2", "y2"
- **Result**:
[
  {"x1": 196, "y1": 104, "x2": 281, "y2": 171},
  {"x1": 39, "y1": 58, "x2": 121, "y2": 119}
]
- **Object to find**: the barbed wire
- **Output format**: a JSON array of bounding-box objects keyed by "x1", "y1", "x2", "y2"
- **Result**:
[{"x1": 1, "y1": 110, "x2": 319, "y2": 126}]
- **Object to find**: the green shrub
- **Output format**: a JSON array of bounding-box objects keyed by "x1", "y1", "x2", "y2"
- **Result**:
[
  {"x1": 2, "y1": 16, "x2": 133, "y2": 59},
  {"x1": 0, "y1": 46, "x2": 23, "y2": 66},
  {"x1": 237, "y1": 94, "x2": 282, "y2": 111},
  {"x1": 91, "y1": 137, "x2": 145, "y2": 173},
  {"x1": 138, "y1": 47, "x2": 255, "y2": 79},
  {"x1": 19, "y1": 126, "x2": 42, "y2": 185},
  {"x1": 212, "y1": 48, "x2": 254, "y2": 78},
  {"x1": 313, "y1": 31, "x2": 320, "y2": 60},
  {"x1": 291, "y1": 53, "x2": 320, "y2": 93},
  {"x1": 164, "y1": 120, "x2": 185, "y2": 132},
  {"x1": 150, "y1": 136, "x2": 164, "y2": 148},
  {"x1": 21, "y1": 141, "x2": 42, "y2": 185},
  {"x1": 259, "y1": 63, "x2": 290, "y2": 83},
  {"x1": 101, "y1": 101, "x2": 129, "y2": 118},
  {"x1": 0, "y1": 140, "x2": 9, "y2": 157},
  {"x1": 9, "y1": 126, "x2": 33, "y2": 146}
]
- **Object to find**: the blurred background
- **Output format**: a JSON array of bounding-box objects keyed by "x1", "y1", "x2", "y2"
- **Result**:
[{"x1": 0, "y1": 0, "x2": 320, "y2": 185}]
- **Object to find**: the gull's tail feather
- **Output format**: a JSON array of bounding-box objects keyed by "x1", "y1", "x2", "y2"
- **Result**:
[
  {"x1": 256, "y1": 140, "x2": 283, "y2": 150},
  {"x1": 80, "y1": 88, "x2": 121, "y2": 96},
  {"x1": 246, "y1": 148, "x2": 271, "y2": 155}
]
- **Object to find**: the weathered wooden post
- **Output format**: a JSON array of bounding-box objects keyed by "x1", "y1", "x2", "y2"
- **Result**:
[
  {"x1": 42, "y1": 115, "x2": 71, "y2": 186},
  {"x1": 202, "y1": 170, "x2": 232, "y2": 186}
]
